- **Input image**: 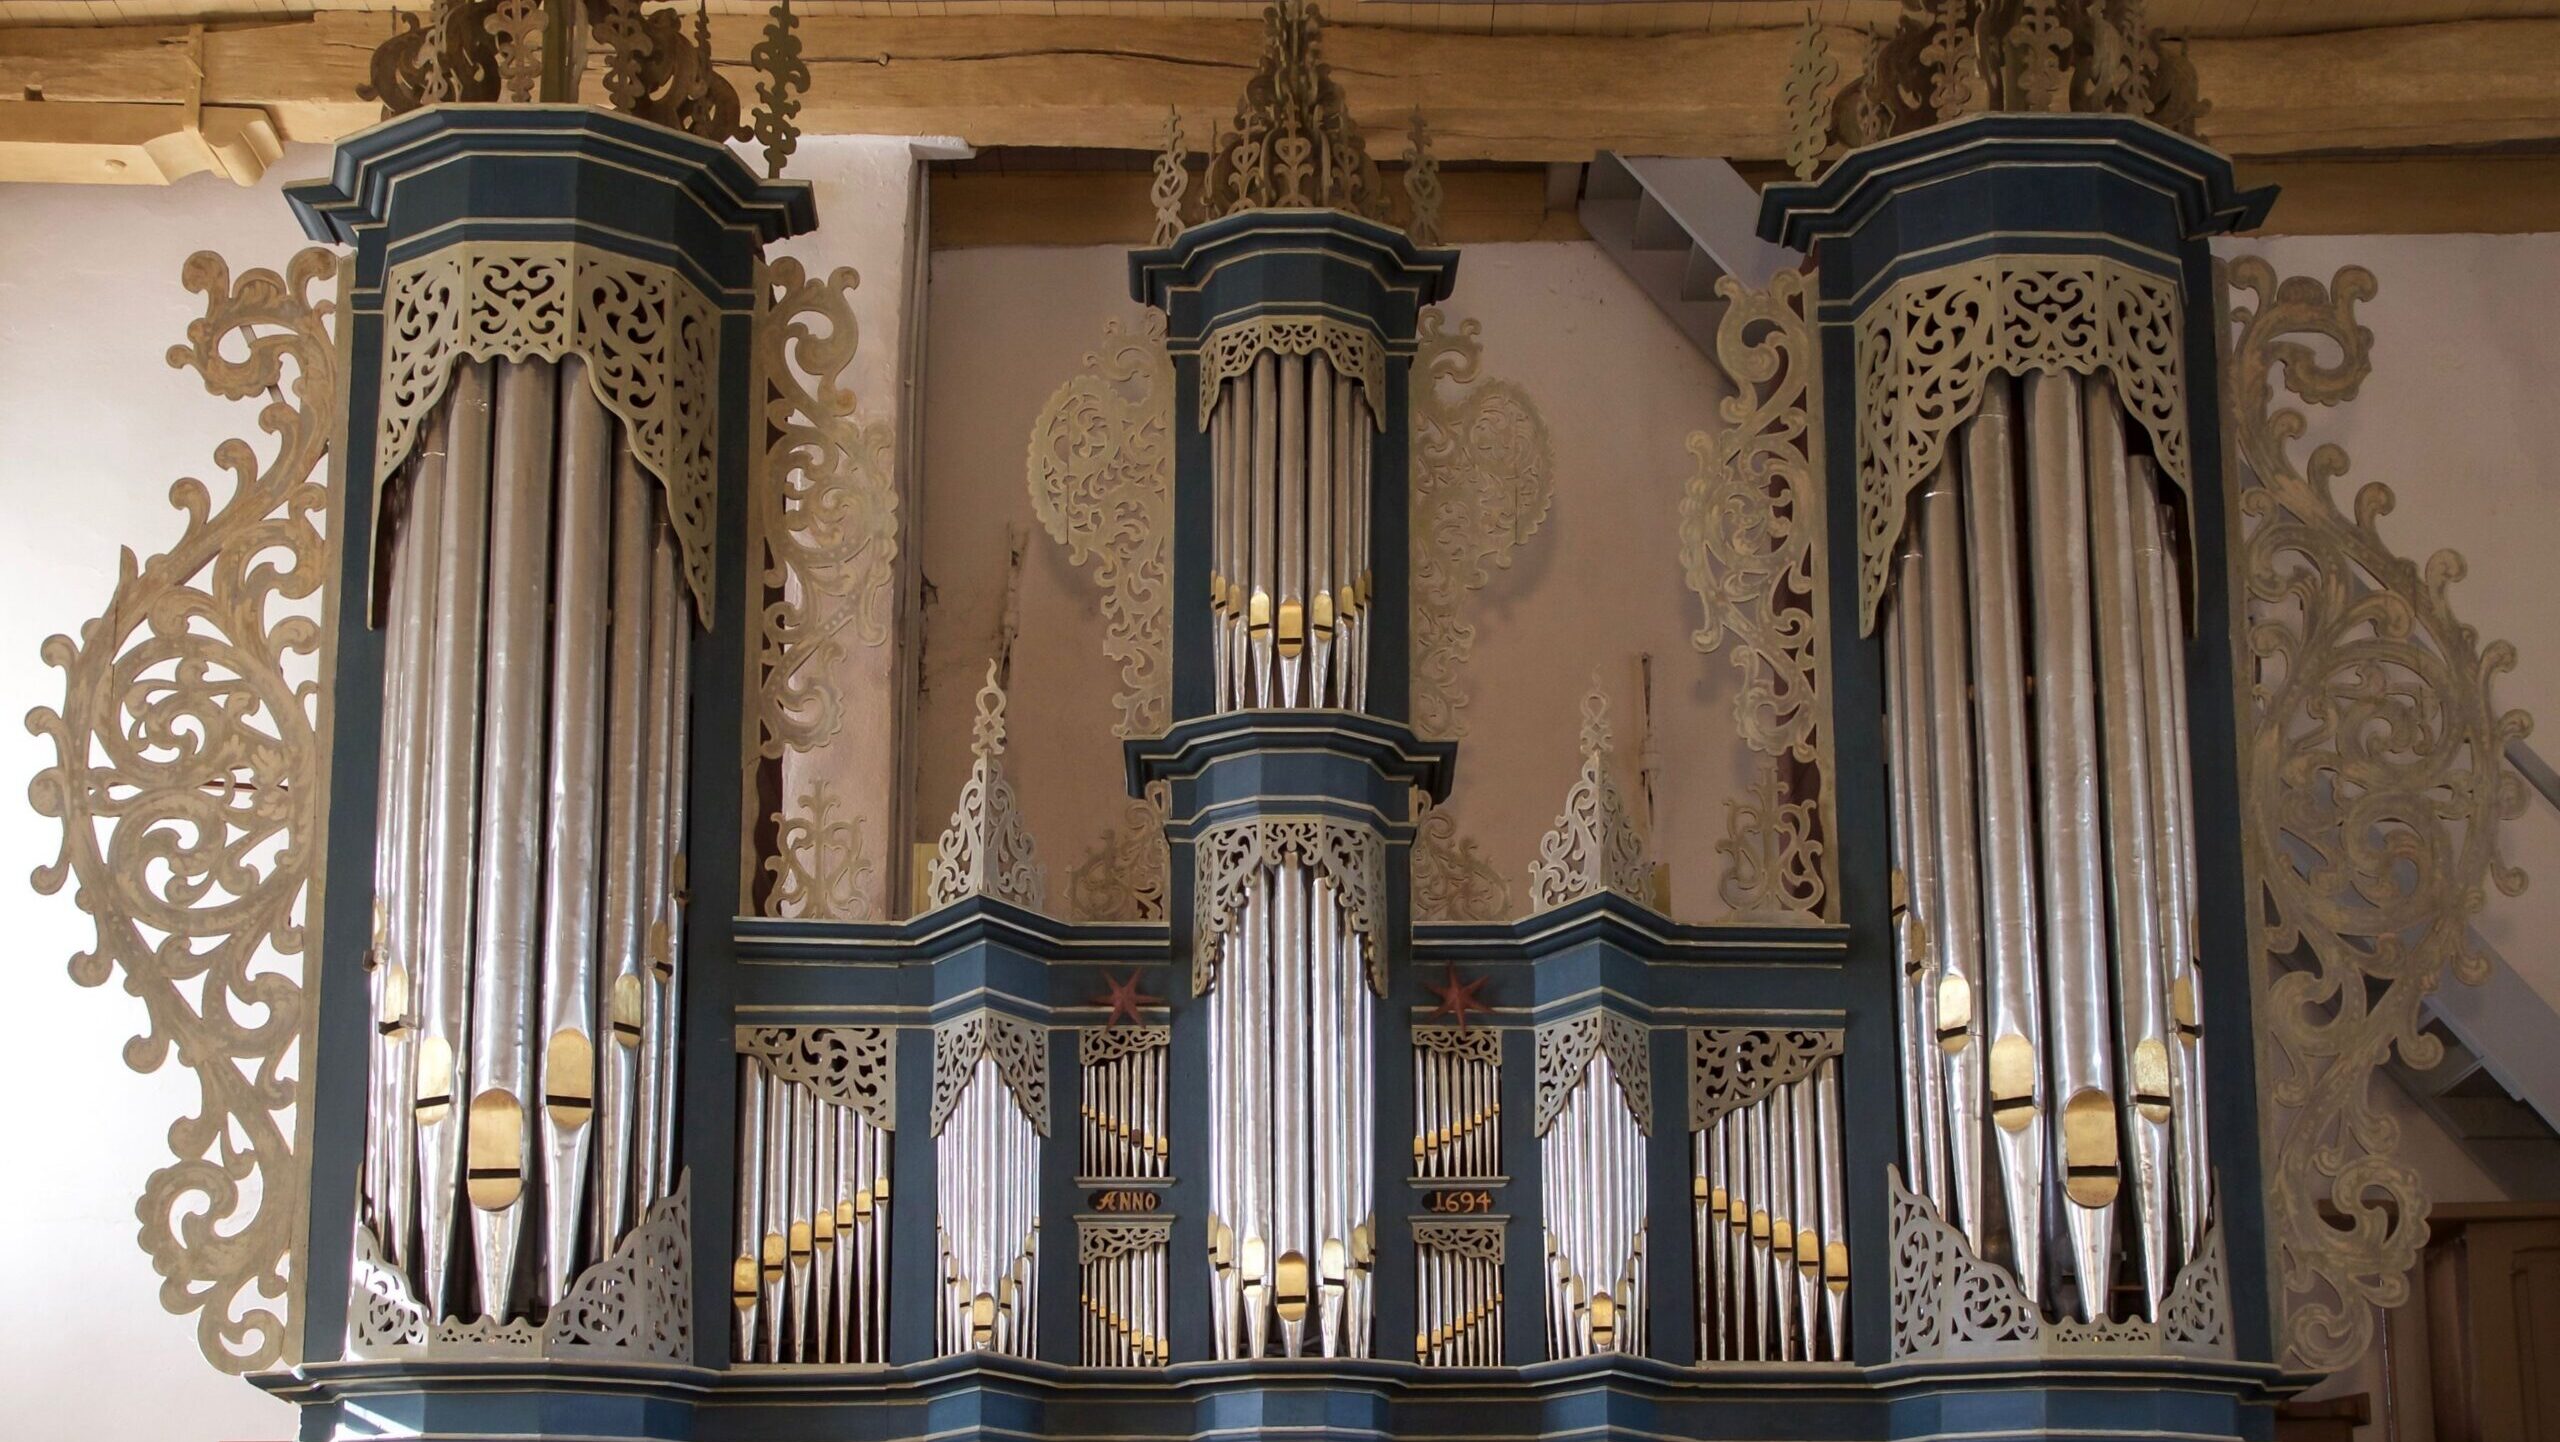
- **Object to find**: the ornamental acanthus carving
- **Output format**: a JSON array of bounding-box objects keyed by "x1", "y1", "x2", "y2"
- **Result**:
[
  {"x1": 1688, "y1": 1028, "x2": 1843, "y2": 1129},
  {"x1": 1191, "y1": 815, "x2": 1385, "y2": 995},
  {"x1": 754, "y1": 256, "x2": 899, "y2": 922},
  {"x1": 1535, "y1": 1010, "x2": 1652, "y2": 1137},
  {"x1": 932, "y1": 1010, "x2": 1050, "y2": 1137},
  {"x1": 29, "y1": 248, "x2": 338, "y2": 1374},
  {"x1": 1413, "y1": 1220, "x2": 1507, "y2": 1262},
  {"x1": 736, "y1": 1025, "x2": 897, "y2": 1131},
  {"x1": 2226, "y1": 257, "x2": 2529, "y2": 1374},
  {"x1": 926, "y1": 663, "x2": 1046, "y2": 913},
  {"x1": 378, "y1": 240, "x2": 721, "y2": 618},
  {"x1": 1412, "y1": 796, "x2": 1511, "y2": 923},
  {"x1": 1853, "y1": 253, "x2": 2188, "y2": 633},
  {"x1": 1029, "y1": 312, "x2": 1173, "y2": 741},
  {"x1": 1888, "y1": 1165, "x2": 2226, "y2": 1359},
  {"x1": 349, "y1": 1172, "x2": 693, "y2": 1361},
  {"x1": 1079, "y1": 1217, "x2": 1172, "y2": 1262},
  {"x1": 1079, "y1": 1024, "x2": 1170, "y2": 1067},
  {"x1": 1686, "y1": 269, "x2": 1834, "y2": 919},
  {"x1": 1527, "y1": 687, "x2": 1655, "y2": 914}
]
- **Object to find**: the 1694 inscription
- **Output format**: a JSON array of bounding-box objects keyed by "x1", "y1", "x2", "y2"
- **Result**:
[{"x1": 1421, "y1": 1189, "x2": 1494, "y2": 1214}]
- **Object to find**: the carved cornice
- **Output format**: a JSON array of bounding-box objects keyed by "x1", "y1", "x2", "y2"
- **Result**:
[{"x1": 379, "y1": 240, "x2": 721, "y2": 619}]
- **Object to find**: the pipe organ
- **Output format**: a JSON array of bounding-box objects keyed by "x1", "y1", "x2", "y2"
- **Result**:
[
  {"x1": 211, "y1": 2, "x2": 2317, "y2": 1436},
  {"x1": 1690, "y1": 1029, "x2": 1849, "y2": 1362},
  {"x1": 731, "y1": 1028, "x2": 894, "y2": 1364},
  {"x1": 1535, "y1": 1013, "x2": 1651, "y2": 1359}
]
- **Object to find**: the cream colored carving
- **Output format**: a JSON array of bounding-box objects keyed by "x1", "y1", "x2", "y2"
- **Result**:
[
  {"x1": 1068, "y1": 789, "x2": 1171, "y2": 923},
  {"x1": 735, "y1": 1025, "x2": 897, "y2": 1130},
  {"x1": 1199, "y1": 314, "x2": 1386, "y2": 433},
  {"x1": 1527, "y1": 688, "x2": 1654, "y2": 914},
  {"x1": 1534, "y1": 1010, "x2": 1652, "y2": 1137},
  {"x1": 1412, "y1": 795, "x2": 1511, "y2": 923},
  {"x1": 1029, "y1": 312, "x2": 1173, "y2": 740},
  {"x1": 931, "y1": 1010, "x2": 1049, "y2": 1137},
  {"x1": 763, "y1": 777, "x2": 878, "y2": 922},
  {"x1": 1191, "y1": 815, "x2": 1384, "y2": 995},
  {"x1": 1853, "y1": 254, "x2": 2188, "y2": 632},
  {"x1": 1687, "y1": 1027, "x2": 1843, "y2": 1129},
  {"x1": 927, "y1": 663, "x2": 1046, "y2": 913},
  {"x1": 1411, "y1": 308, "x2": 1554, "y2": 742},
  {"x1": 379, "y1": 240, "x2": 721, "y2": 618},
  {"x1": 1687, "y1": 269, "x2": 1835, "y2": 919},
  {"x1": 29, "y1": 248, "x2": 339, "y2": 1374},
  {"x1": 2226, "y1": 257, "x2": 2530, "y2": 1374}
]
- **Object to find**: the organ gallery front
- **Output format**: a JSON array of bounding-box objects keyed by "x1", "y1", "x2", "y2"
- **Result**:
[{"x1": 28, "y1": 2, "x2": 2533, "y2": 1440}]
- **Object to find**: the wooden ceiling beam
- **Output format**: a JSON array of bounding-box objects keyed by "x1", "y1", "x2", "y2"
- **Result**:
[{"x1": 1, "y1": 14, "x2": 2557, "y2": 175}]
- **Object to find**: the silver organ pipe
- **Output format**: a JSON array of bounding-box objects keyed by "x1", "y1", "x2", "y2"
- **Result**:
[
  {"x1": 1080, "y1": 1027, "x2": 1169, "y2": 1182},
  {"x1": 935, "y1": 1039, "x2": 1042, "y2": 1359},
  {"x1": 1539, "y1": 1031, "x2": 1646, "y2": 1360},
  {"x1": 1413, "y1": 1027, "x2": 1501, "y2": 1182},
  {"x1": 1199, "y1": 823, "x2": 1378, "y2": 1359},
  {"x1": 1690, "y1": 1029, "x2": 1848, "y2": 1362},
  {"x1": 731, "y1": 1032, "x2": 895, "y2": 1365},
  {"x1": 1879, "y1": 367, "x2": 2213, "y2": 1323},
  {"x1": 357, "y1": 357, "x2": 695, "y2": 1325},
  {"x1": 1415, "y1": 1224, "x2": 1504, "y2": 1367},
  {"x1": 1208, "y1": 349, "x2": 1375, "y2": 712},
  {"x1": 1080, "y1": 1222, "x2": 1171, "y2": 1367}
]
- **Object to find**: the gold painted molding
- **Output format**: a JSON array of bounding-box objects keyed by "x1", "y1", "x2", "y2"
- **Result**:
[
  {"x1": 26, "y1": 247, "x2": 341, "y2": 1374},
  {"x1": 2224, "y1": 256, "x2": 2531, "y2": 1375}
]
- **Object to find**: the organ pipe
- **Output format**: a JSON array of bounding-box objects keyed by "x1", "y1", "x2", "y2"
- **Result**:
[
  {"x1": 358, "y1": 357, "x2": 696, "y2": 1323},
  {"x1": 1209, "y1": 352, "x2": 1375, "y2": 713},
  {"x1": 1880, "y1": 366, "x2": 2212, "y2": 1323},
  {"x1": 732, "y1": 1052, "x2": 892, "y2": 1364}
]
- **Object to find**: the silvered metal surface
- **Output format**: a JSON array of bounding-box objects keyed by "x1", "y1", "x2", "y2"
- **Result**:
[
  {"x1": 1955, "y1": 377, "x2": 2046, "y2": 1307},
  {"x1": 1915, "y1": 463, "x2": 1986, "y2": 1251},
  {"x1": 597, "y1": 447, "x2": 658, "y2": 1248},
  {"x1": 1885, "y1": 541, "x2": 1950, "y2": 1216},
  {"x1": 935, "y1": 1018, "x2": 1043, "y2": 1358},
  {"x1": 465, "y1": 356, "x2": 558, "y2": 1317},
  {"x1": 2022, "y1": 368, "x2": 2117, "y2": 1320},
  {"x1": 1540, "y1": 1028, "x2": 1647, "y2": 1360},
  {"x1": 1414, "y1": 1222, "x2": 1503, "y2": 1367},
  {"x1": 1689, "y1": 1029, "x2": 1849, "y2": 1362},
  {"x1": 1081, "y1": 1220, "x2": 1171, "y2": 1366},
  {"x1": 538, "y1": 358, "x2": 612, "y2": 1307}
]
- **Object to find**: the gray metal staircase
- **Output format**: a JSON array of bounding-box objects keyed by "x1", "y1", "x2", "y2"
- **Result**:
[{"x1": 1577, "y1": 152, "x2": 1798, "y2": 358}]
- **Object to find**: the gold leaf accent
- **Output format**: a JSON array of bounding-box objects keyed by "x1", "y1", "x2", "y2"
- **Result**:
[
  {"x1": 2227, "y1": 256, "x2": 2530, "y2": 1375},
  {"x1": 1028, "y1": 312, "x2": 1174, "y2": 740},
  {"x1": 26, "y1": 247, "x2": 340, "y2": 1374},
  {"x1": 1411, "y1": 309, "x2": 1554, "y2": 742},
  {"x1": 1686, "y1": 269, "x2": 1834, "y2": 919}
]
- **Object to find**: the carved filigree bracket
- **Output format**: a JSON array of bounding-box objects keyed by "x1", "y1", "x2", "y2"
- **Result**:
[
  {"x1": 932, "y1": 1011, "x2": 1050, "y2": 1138},
  {"x1": 1688, "y1": 1027, "x2": 1842, "y2": 1129},
  {"x1": 1854, "y1": 253, "x2": 2189, "y2": 633},
  {"x1": 736, "y1": 1025, "x2": 896, "y2": 1131},
  {"x1": 1190, "y1": 814, "x2": 1385, "y2": 995},
  {"x1": 378, "y1": 241, "x2": 721, "y2": 618},
  {"x1": 1534, "y1": 1010, "x2": 1652, "y2": 1137},
  {"x1": 1198, "y1": 315, "x2": 1387, "y2": 433}
]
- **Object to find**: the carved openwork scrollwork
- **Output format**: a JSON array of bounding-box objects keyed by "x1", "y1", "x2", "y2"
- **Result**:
[
  {"x1": 1687, "y1": 269, "x2": 1835, "y2": 919},
  {"x1": 27, "y1": 247, "x2": 339, "y2": 1375},
  {"x1": 1855, "y1": 254, "x2": 2188, "y2": 633},
  {"x1": 1413, "y1": 1219, "x2": 1507, "y2": 1262},
  {"x1": 1079, "y1": 1217, "x2": 1173, "y2": 1262},
  {"x1": 1200, "y1": 315, "x2": 1386, "y2": 433},
  {"x1": 1534, "y1": 1010, "x2": 1652, "y2": 1137},
  {"x1": 1688, "y1": 1027, "x2": 1843, "y2": 1128},
  {"x1": 2226, "y1": 256, "x2": 2531, "y2": 1375},
  {"x1": 1527, "y1": 689, "x2": 1654, "y2": 914},
  {"x1": 1191, "y1": 815, "x2": 1384, "y2": 995},
  {"x1": 736, "y1": 1025, "x2": 897, "y2": 1131},
  {"x1": 926, "y1": 664, "x2": 1046, "y2": 913},
  {"x1": 1412, "y1": 308, "x2": 1554, "y2": 742},
  {"x1": 1413, "y1": 1024, "x2": 1502, "y2": 1066},
  {"x1": 1029, "y1": 313, "x2": 1173, "y2": 741},
  {"x1": 932, "y1": 1011, "x2": 1050, "y2": 1137},
  {"x1": 1412, "y1": 797, "x2": 1511, "y2": 923},
  {"x1": 380, "y1": 241, "x2": 721, "y2": 618}
]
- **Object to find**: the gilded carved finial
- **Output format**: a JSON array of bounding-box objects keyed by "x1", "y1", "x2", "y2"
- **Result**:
[
  {"x1": 750, "y1": 0, "x2": 810, "y2": 179},
  {"x1": 1402, "y1": 108, "x2": 1443, "y2": 246},
  {"x1": 1150, "y1": 108, "x2": 1189, "y2": 247},
  {"x1": 1804, "y1": 0, "x2": 2206, "y2": 166}
]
